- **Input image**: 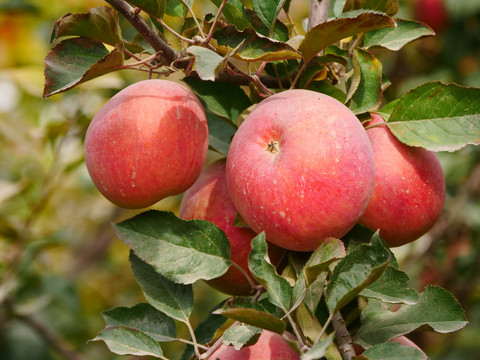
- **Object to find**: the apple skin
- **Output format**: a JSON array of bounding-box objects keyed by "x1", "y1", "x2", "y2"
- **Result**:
[
  {"x1": 226, "y1": 89, "x2": 376, "y2": 252},
  {"x1": 359, "y1": 113, "x2": 445, "y2": 247},
  {"x1": 179, "y1": 159, "x2": 285, "y2": 296},
  {"x1": 84, "y1": 79, "x2": 208, "y2": 209},
  {"x1": 210, "y1": 330, "x2": 300, "y2": 360},
  {"x1": 414, "y1": 0, "x2": 448, "y2": 33}
]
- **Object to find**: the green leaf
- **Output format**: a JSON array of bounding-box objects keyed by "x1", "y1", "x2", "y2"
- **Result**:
[
  {"x1": 363, "y1": 19, "x2": 434, "y2": 51},
  {"x1": 93, "y1": 326, "x2": 164, "y2": 357},
  {"x1": 214, "y1": 25, "x2": 302, "y2": 62},
  {"x1": 223, "y1": 324, "x2": 262, "y2": 350},
  {"x1": 243, "y1": 8, "x2": 289, "y2": 41},
  {"x1": 43, "y1": 37, "x2": 124, "y2": 98},
  {"x1": 386, "y1": 82, "x2": 480, "y2": 151},
  {"x1": 187, "y1": 46, "x2": 226, "y2": 81},
  {"x1": 214, "y1": 297, "x2": 287, "y2": 334},
  {"x1": 103, "y1": 303, "x2": 177, "y2": 342},
  {"x1": 304, "y1": 238, "x2": 346, "y2": 285},
  {"x1": 362, "y1": 342, "x2": 427, "y2": 360},
  {"x1": 113, "y1": 211, "x2": 231, "y2": 284},
  {"x1": 166, "y1": 0, "x2": 190, "y2": 17},
  {"x1": 325, "y1": 233, "x2": 390, "y2": 314},
  {"x1": 373, "y1": 99, "x2": 399, "y2": 121},
  {"x1": 360, "y1": 267, "x2": 419, "y2": 304},
  {"x1": 210, "y1": 0, "x2": 250, "y2": 30},
  {"x1": 355, "y1": 285, "x2": 468, "y2": 348},
  {"x1": 207, "y1": 113, "x2": 236, "y2": 156},
  {"x1": 299, "y1": 11, "x2": 395, "y2": 63},
  {"x1": 248, "y1": 233, "x2": 293, "y2": 313},
  {"x1": 347, "y1": 48, "x2": 383, "y2": 114},
  {"x1": 126, "y1": 0, "x2": 167, "y2": 18},
  {"x1": 50, "y1": 6, "x2": 122, "y2": 46},
  {"x1": 302, "y1": 335, "x2": 334, "y2": 360},
  {"x1": 183, "y1": 77, "x2": 252, "y2": 124},
  {"x1": 343, "y1": 0, "x2": 399, "y2": 16},
  {"x1": 333, "y1": 0, "x2": 348, "y2": 17},
  {"x1": 250, "y1": 0, "x2": 286, "y2": 30},
  {"x1": 295, "y1": 303, "x2": 322, "y2": 342},
  {"x1": 130, "y1": 252, "x2": 194, "y2": 324}
]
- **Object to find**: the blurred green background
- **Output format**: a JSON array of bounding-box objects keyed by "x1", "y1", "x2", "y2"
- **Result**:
[{"x1": 0, "y1": 0, "x2": 480, "y2": 359}]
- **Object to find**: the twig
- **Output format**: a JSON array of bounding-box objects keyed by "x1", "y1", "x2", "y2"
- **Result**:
[
  {"x1": 158, "y1": 18, "x2": 196, "y2": 44},
  {"x1": 206, "y1": 0, "x2": 228, "y2": 44},
  {"x1": 180, "y1": 0, "x2": 205, "y2": 38},
  {"x1": 331, "y1": 312, "x2": 355, "y2": 360},
  {"x1": 186, "y1": 320, "x2": 202, "y2": 359}
]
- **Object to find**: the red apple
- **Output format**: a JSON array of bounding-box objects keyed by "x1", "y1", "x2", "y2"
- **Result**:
[
  {"x1": 414, "y1": 0, "x2": 448, "y2": 33},
  {"x1": 210, "y1": 330, "x2": 300, "y2": 360},
  {"x1": 226, "y1": 89, "x2": 376, "y2": 252},
  {"x1": 84, "y1": 79, "x2": 208, "y2": 209},
  {"x1": 179, "y1": 159, "x2": 285, "y2": 296},
  {"x1": 359, "y1": 113, "x2": 445, "y2": 247}
]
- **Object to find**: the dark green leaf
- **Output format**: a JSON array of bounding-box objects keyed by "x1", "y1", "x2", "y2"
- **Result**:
[
  {"x1": 214, "y1": 297, "x2": 287, "y2": 334},
  {"x1": 183, "y1": 77, "x2": 252, "y2": 124},
  {"x1": 207, "y1": 113, "x2": 236, "y2": 156},
  {"x1": 211, "y1": 0, "x2": 250, "y2": 30},
  {"x1": 214, "y1": 25, "x2": 302, "y2": 62},
  {"x1": 343, "y1": 0, "x2": 399, "y2": 16},
  {"x1": 92, "y1": 326, "x2": 164, "y2": 357},
  {"x1": 299, "y1": 11, "x2": 395, "y2": 63},
  {"x1": 166, "y1": 0, "x2": 190, "y2": 17},
  {"x1": 243, "y1": 8, "x2": 289, "y2": 41},
  {"x1": 363, "y1": 19, "x2": 434, "y2": 51},
  {"x1": 113, "y1": 211, "x2": 231, "y2": 284},
  {"x1": 103, "y1": 303, "x2": 177, "y2": 342},
  {"x1": 362, "y1": 342, "x2": 427, "y2": 360},
  {"x1": 387, "y1": 82, "x2": 480, "y2": 151},
  {"x1": 43, "y1": 37, "x2": 124, "y2": 98},
  {"x1": 355, "y1": 285, "x2": 468, "y2": 348},
  {"x1": 248, "y1": 233, "x2": 293, "y2": 313},
  {"x1": 325, "y1": 233, "x2": 390, "y2": 313},
  {"x1": 50, "y1": 6, "x2": 122, "y2": 46},
  {"x1": 360, "y1": 266, "x2": 419, "y2": 304},
  {"x1": 126, "y1": 0, "x2": 167, "y2": 18},
  {"x1": 223, "y1": 324, "x2": 262, "y2": 350},
  {"x1": 187, "y1": 46, "x2": 226, "y2": 81},
  {"x1": 347, "y1": 48, "x2": 383, "y2": 114},
  {"x1": 250, "y1": 0, "x2": 286, "y2": 30},
  {"x1": 130, "y1": 252, "x2": 194, "y2": 323}
]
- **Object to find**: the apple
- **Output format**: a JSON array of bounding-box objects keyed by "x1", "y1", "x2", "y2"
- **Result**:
[
  {"x1": 210, "y1": 330, "x2": 300, "y2": 360},
  {"x1": 226, "y1": 89, "x2": 376, "y2": 252},
  {"x1": 84, "y1": 79, "x2": 208, "y2": 209},
  {"x1": 414, "y1": 0, "x2": 448, "y2": 33},
  {"x1": 359, "y1": 113, "x2": 445, "y2": 247},
  {"x1": 179, "y1": 159, "x2": 285, "y2": 296}
]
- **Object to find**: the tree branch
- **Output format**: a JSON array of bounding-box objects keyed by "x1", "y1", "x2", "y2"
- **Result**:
[
  {"x1": 308, "y1": 0, "x2": 331, "y2": 31},
  {"x1": 332, "y1": 312, "x2": 355, "y2": 360}
]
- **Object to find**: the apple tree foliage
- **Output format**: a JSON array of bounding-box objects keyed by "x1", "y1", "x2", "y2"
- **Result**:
[{"x1": 42, "y1": 0, "x2": 478, "y2": 359}]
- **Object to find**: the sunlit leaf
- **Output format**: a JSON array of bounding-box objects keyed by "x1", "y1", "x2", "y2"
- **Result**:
[
  {"x1": 43, "y1": 37, "x2": 124, "y2": 97},
  {"x1": 355, "y1": 285, "x2": 468, "y2": 348},
  {"x1": 126, "y1": 0, "x2": 167, "y2": 18},
  {"x1": 347, "y1": 48, "x2": 383, "y2": 114},
  {"x1": 223, "y1": 324, "x2": 262, "y2": 350},
  {"x1": 130, "y1": 253, "x2": 194, "y2": 323},
  {"x1": 103, "y1": 303, "x2": 177, "y2": 342},
  {"x1": 363, "y1": 19, "x2": 434, "y2": 51},
  {"x1": 113, "y1": 211, "x2": 231, "y2": 284},
  {"x1": 187, "y1": 46, "x2": 226, "y2": 81},
  {"x1": 93, "y1": 326, "x2": 164, "y2": 357},
  {"x1": 386, "y1": 82, "x2": 480, "y2": 151},
  {"x1": 50, "y1": 6, "x2": 122, "y2": 46},
  {"x1": 214, "y1": 26, "x2": 302, "y2": 62},
  {"x1": 210, "y1": 0, "x2": 250, "y2": 30},
  {"x1": 250, "y1": 0, "x2": 286, "y2": 30},
  {"x1": 299, "y1": 11, "x2": 395, "y2": 63},
  {"x1": 362, "y1": 342, "x2": 427, "y2": 360}
]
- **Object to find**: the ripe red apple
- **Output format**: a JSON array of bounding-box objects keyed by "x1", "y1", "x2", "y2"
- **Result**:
[
  {"x1": 359, "y1": 113, "x2": 445, "y2": 247},
  {"x1": 210, "y1": 330, "x2": 300, "y2": 360},
  {"x1": 414, "y1": 0, "x2": 448, "y2": 33},
  {"x1": 84, "y1": 79, "x2": 208, "y2": 208},
  {"x1": 226, "y1": 89, "x2": 376, "y2": 252},
  {"x1": 179, "y1": 159, "x2": 285, "y2": 296}
]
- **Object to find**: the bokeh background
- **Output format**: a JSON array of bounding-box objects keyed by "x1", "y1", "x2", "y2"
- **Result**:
[{"x1": 1, "y1": 0, "x2": 480, "y2": 359}]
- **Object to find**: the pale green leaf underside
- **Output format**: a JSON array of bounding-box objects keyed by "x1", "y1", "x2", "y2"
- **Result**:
[
  {"x1": 187, "y1": 46, "x2": 225, "y2": 81},
  {"x1": 363, "y1": 342, "x2": 427, "y2": 360},
  {"x1": 223, "y1": 324, "x2": 262, "y2": 350}
]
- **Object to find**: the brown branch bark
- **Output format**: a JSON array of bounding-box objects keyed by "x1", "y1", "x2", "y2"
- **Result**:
[
  {"x1": 332, "y1": 312, "x2": 355, "y2": 360},
  {"x1": 308, "y1": 0, "x2": 331, "y2": 31}
]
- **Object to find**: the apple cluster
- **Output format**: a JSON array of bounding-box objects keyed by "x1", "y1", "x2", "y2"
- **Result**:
[{"x1": 84, "y1": 79, "x2": 445, "y2": 293}]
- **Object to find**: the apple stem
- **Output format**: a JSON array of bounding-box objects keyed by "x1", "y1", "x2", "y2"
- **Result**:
[
  {"x1": 186, "y1": 319, "x2": 202, "y2": 359},
  {"x1": 157, "y1": 17, "x2": 196, "y2": 44},
  {"x1": 230, "y1": 261, "x2": 259, "y2": 292},
  {"x1": 179, "y1": 0, "x2": 206, "y2": 38},
  {"x1": 205, "y1": 0, "x2": 228, "y2": 44},
  {"x1": 315, "y1": 311, "x2": 334, "y2": 344}
]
